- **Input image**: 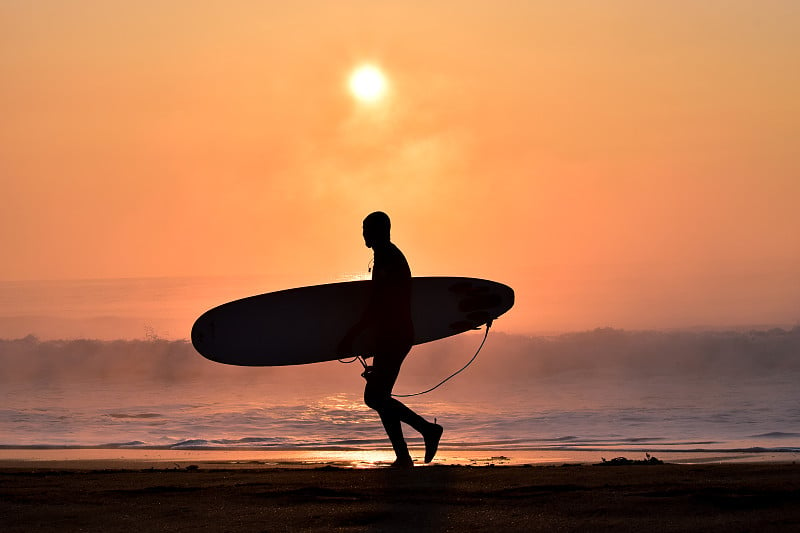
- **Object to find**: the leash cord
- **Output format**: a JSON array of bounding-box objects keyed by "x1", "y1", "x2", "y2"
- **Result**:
[
  {"x1": 339, "y1": 321, "x2": 492, "y2": 397},
  {"x1": 393, "y1": 321, "x2": 491, "y2": 398}
]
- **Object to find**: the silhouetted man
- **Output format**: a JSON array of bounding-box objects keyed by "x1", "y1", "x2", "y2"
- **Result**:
[{"x1": 339, "y1": 211, "x2": 443, "y2": 468}]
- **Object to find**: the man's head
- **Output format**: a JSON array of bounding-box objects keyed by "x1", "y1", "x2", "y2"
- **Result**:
[{"x1": 363, "y1": 211, "x2": 391, "y2": 248}]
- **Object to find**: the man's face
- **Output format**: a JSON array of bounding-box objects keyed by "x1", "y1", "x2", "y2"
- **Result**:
[
  {"x1": 362, "y1": 223, "x2": 373, "y2": 248},
  {"x1": 362, "y1": 221, "x2": 386, "y2": 249}
]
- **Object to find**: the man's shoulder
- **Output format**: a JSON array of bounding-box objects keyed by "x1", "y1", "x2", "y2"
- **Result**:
[
  {"x1": 387, "y1": 242, "x2": 406, "y2": 258},
  {"x1": 374, "y1": 242, "x2": 410, "y2": 277},
  {"x1": 386, "y1": 243, "x2": 410, "y2": 266}
]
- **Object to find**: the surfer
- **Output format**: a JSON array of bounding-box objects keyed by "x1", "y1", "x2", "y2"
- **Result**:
[{"x1": 338, "y1": 211, "x2": 443, "y2": 468}]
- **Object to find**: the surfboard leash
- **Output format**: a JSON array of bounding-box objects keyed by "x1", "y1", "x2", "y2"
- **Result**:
[
  {"x1": 393, "y1": 319, "x2": 492, "y2": 398},
  {"x1": 338, "y1": 320, "x2": 493, "y2": 397}
]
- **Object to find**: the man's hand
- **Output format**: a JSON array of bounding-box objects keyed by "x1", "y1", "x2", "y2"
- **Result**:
[{"x1": 360, "y1": 365, "x2": 374, "y2": 381}]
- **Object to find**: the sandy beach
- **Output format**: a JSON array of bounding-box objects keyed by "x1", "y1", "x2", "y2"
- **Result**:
[{"x1": 3, "y1": 461, "x2": 799, "y2": 532}]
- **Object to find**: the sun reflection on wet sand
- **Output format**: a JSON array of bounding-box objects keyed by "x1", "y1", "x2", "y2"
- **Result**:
[{"x1": 4, "y1": 448, "x2": 796, "y2": 470}]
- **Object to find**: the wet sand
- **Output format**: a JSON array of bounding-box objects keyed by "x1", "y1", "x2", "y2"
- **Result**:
[{"x1": 2, "y1": 462, "x2": 799, "y2": 532}]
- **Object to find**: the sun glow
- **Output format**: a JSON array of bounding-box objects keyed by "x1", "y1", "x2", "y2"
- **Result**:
[{"x1": 348, "y1": 64, "x2": 387, "y2": 103}]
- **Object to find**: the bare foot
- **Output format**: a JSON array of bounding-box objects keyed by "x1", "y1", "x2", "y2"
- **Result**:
[
  {"x1": 424, "y1": 422, "x2": 443, "y2": 463},
  {"x1": 389, "y1": 456, "x2": 414, "y2": 469}
]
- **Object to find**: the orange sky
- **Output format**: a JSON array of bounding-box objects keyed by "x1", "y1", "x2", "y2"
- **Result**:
[{"x1": 1, "y1": 1, "x2": 798, "y2": 334}]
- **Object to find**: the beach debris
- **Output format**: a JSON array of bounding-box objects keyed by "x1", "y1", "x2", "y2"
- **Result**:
[
  {"x1": 596, "y1": 454, "x2": 664, "y2": 466},
  {"x1": 469, "y1": 456, "x2": 511, "y2": 467}
]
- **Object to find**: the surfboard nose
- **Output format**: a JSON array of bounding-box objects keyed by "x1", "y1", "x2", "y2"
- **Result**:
[{"x1": 191, "y1": 312, "x2": 216, "y2": 360}]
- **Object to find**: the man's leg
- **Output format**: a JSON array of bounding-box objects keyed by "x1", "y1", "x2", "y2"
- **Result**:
[
  {"x1": 364, "y1": 348, "x2": 412, "y2": 463},
  {"x1": 364, "y1": 347, "x2": 442, "y2": 464}
]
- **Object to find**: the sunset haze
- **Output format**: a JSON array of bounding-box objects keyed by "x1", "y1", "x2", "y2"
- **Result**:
[{"x1": 1, "y1": 1, "x2": 798, "y2": 336}]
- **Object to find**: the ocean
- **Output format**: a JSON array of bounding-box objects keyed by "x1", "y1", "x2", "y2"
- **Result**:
[{"x1": 2, "y1": 329, "x2": 799, "y2": 463}]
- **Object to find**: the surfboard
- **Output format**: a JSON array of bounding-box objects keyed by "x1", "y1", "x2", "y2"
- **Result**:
[{"x1": 191, "y1": 276, "x2": 514, "y2": 366}]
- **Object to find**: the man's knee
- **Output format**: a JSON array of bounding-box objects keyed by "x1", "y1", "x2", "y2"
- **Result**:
[{"x1": 364, "y1": 386, "x2": 390, "y2": 411}]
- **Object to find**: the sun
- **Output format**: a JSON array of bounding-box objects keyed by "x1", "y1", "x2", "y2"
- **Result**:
[{"x1": 348, "y1": 64, "x2": 388, "y2": 103}]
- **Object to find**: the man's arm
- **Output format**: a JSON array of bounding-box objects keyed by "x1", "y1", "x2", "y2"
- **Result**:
[{"x1": 337, "y1": 282, "x2": 380, "y2": 355}]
